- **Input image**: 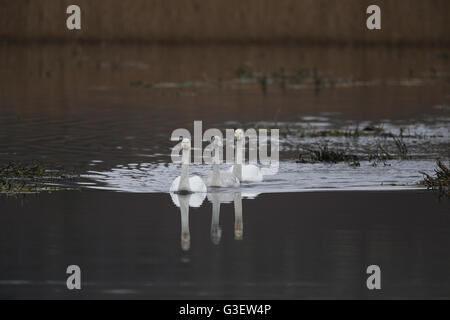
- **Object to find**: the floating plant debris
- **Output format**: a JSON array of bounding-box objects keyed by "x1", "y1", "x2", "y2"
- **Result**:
[{"x1": 0, "y1": 161, "x2": 78, "y2": 195}]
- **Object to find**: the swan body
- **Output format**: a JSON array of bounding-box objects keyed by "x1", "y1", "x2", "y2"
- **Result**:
[
  {"x1": 170, "y1": 175, "x2": 207, "y2": 193},
  {"x1": 229, "y1": 164, "x2": 263, "y2": 182},
  {"x1": 169, "y1": 138, "x2": 207, "y2": 193},
  {"x1": 230, "y1": 129, "x2": 264, "y2": 182},
  {"x1": 170, "y1": 190, "x2": 206, "y2": 208},
  {"x1": 206, "y1": 171, "x2": 239, "y2": 188},
  {"x1": 207, "y1": 136, "x2": 240, "y2": 188}
]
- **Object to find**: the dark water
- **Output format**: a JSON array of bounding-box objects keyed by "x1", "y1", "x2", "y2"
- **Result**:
[
  {"x1": 0, "y1": 43, "x2": 448, "y2": 172},
  {"x1": 0, "y1": 190, "x2": 449, "y2": 299},
  {"x1": 0, "y1": 43, "x2": 449, "y2": 299}
]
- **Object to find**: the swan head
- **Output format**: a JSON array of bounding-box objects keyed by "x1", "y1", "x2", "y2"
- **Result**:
[
  {"x1": 181, "y1": 138, "x2": 191, "y2": 150},
  {"x1": 235, "y1": 129, "x2": 244, "y2": 141},
  {"x1": 212, "y1": 135, "x2": 223, "y2": 148}
]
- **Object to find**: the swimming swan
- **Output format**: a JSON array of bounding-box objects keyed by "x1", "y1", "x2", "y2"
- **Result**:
[
  {"x1": 170, "y1": 138, "x2": 207, "y2": 193},
  {"x1": 206, "y1": 136, "x2": 240, "y2": 188},
  {"x1": 230, "y1": 129, "x2": 264, "y2": 182}
]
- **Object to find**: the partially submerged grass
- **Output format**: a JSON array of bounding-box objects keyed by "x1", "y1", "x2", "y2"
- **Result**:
[
  {"x1": 420, "y1": 159, "x2": 450, "y2": 198},
  {"x1": 391, "y1": 129, "x2": 409, "y2": 160},
  {"x1": 0, "y1": 161, "x2": 78, "y2": 195},
  {"x1": 297, "y1": 145, "x2": 360, "y2": 165},
  {"x1": 296, "y1": 132, "x2": 409, "y2": 167},
  {"x1": 129, "y1": 65, "x2": 445, "y2": 94},
  {"x1": 255, "y1": 122, "x2": 432, "y2": 140},
  {"x1": 364, "y1": 142, "x2": 393, "y2": 166}
]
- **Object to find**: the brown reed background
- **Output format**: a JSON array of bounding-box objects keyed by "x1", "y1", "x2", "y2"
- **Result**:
[{"x1": 0, "y1": 0, "x2": 449, "y2": 44}]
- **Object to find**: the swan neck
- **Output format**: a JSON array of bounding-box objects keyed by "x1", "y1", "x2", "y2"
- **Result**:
[
  {"x1": 181, "y1": 147, "x2": 190, "y2": 164},
  {"x1": 233, "y1": 139, "x2": 243, "y2": 180},
  {"x1": 179, "y1": 164, "x2": 190, "y2": 191},
  {"x1": 233, "y1": 164, "x2": 242, "y2": 181},
  {"x1": 180, "y1": 148, "x2": 190, "y2": 185},
  {"x1": 210, "y1": 149, "x2": 221, "y2": 184},
  {"x1": 235, "y1": 139, "x2": 244, "y2": 164},
  {"x1": 213, "y1": 147, "x2": 221, "y2": 164}
]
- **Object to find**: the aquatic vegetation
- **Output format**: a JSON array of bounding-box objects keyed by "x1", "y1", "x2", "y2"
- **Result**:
[
  {"x1": 297, "y1": 145, "x2": 360, "y2": 164},
  {"x1": 130, "y1": 80, "x2": 153, "y2": 88},
  {"x1": 254, "y1": 122, "x2": 424, "y2": 140},
  {"x1": 390, "y1": 129, "x2": 409, "y2": 159},
  {"x1": 0, "y1": 162, "x2": 78, "y2": 195},
  {"x1": 128, "y1": 65, "x2": 446, "y2": 94},
  {"x1": 297, "y1": 134, "x2": 409, "y2": 167},
  {"x1": 420, "y1": 159, "x2": 450, "y2": 198},
  {"x1": 295, "y1": 126, "x2": 387, "y2": 138},
  {"x1": 365, "y1": 142, "x2": 393, "y2": 166}
]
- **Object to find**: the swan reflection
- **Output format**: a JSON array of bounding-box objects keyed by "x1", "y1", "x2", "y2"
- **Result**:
[
  {"x1": 207, "y1": 192, "x2": 232, "y2": 244},
  {"x1": 170, "y1": 192, "x2": 206, "y2": 251},
  {"x1": 233, "y1": 192, "x2": 243, "y2": 240},
  {"x1": 171, "y1": 191, "x2": 259, "y2": 250}
]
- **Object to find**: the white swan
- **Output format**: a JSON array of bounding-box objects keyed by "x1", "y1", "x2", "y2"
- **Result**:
[
  {"x1": 206, "y1": 136, "x2": 240, "y2": 188},
  {"x1": 170, "y1": 138, "x2": 207, "y2": 193},
  {"x1": 229, "y1": 129, "x2": 264, "y2": 182},
  {"x1": 170, "y1": 192, "x2": 206, "y2": 251}
]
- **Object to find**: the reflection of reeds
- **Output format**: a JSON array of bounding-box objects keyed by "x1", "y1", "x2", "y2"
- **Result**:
[{"x1": 420, "y1": 159, "x2": 450, "y2": 198}]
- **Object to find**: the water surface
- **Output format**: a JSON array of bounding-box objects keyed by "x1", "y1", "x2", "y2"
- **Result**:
[
  {"x1": 0, "y1": 190, "x2": 449, "y2": 299},
  {"x1": 0, "y1": 43, "x2": 449, "y2": 299}
]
